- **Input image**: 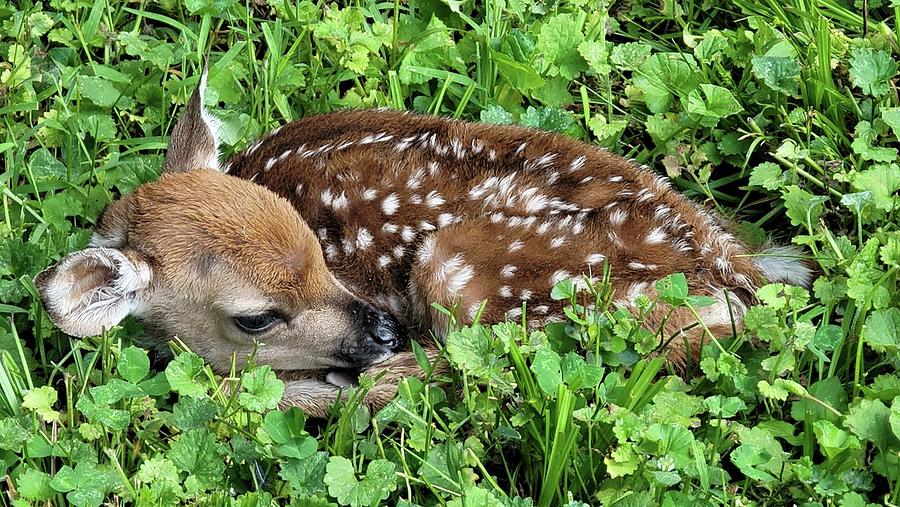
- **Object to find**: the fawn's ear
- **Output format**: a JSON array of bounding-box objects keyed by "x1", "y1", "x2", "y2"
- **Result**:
[
  {"x1": 33, "y1": 248, "x2": 152, "y2": 337},
  {"x1": 162, "y1": 67, "x2": 222, "y2": 173}
]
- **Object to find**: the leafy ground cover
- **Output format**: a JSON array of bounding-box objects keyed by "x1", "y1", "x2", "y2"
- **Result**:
[{"x1": 2, "y1": 0, "x2": 900, "y2": 505}]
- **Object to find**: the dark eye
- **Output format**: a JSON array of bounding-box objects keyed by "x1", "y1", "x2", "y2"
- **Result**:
[{"x1": 233, "y1": 312, "x2": 281, "y2": 334}]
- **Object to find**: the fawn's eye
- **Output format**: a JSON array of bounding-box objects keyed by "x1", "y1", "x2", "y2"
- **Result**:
[{"x1": 233, "y1": 312, "x2": 281, "y2": 334}]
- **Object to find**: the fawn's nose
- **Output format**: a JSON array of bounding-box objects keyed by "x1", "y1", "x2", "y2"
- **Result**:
[{"x1": 361, "y1": 303, "x2": 404, "y2": 352}]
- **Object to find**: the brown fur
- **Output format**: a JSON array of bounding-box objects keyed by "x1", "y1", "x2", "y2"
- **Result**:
[{"x1": 226, "y1": 109, "x2": 768, "y2": 368}]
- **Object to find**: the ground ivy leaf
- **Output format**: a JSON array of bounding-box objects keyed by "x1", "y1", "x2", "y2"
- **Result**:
[
  {"x1": 16, "y1": 467, "x2": 54, "y2": 500},
  {"x1": 634, "y1": 53, "x2": 699, "y2": 113},
  {"x1": 851, "y1": 121, "x2": 898, "y2": 162},
  {"x1": 845, "y1": 398, "x2": 897, "y2": 451},
  {"x1": 531, "y1": 347, "x2": 562, "y2": 395},
  {"x1": 74, "y1": 112, "x2": 118, "y2": 142},
  {"x1": 656, "y1": 272, "x2": 688, "y2": 304},
  {"x1": 694, "y1": 30, "x2": 728, "y2": 62},
  {"x1": 751, "y1": 55, "x2": 800, "y2": 96},
  {"x1": 782, "y1": 185, "x2": 827, "y2": 230},
  {"x1": 76, "y1": 396, "x2": 130, "y2": 430},
  {"x1": 610, "y1": 42, "x2": 651, "y2": 70},
  {"x1": 165, "y1": 351, "x2": 208, "y2": 399},
  {"x1": 167, "y1": 428, "x2": 226, "y2": 490},
  {"x1": 480, "y1": 105, "x2": 515, "y2": 125},
  {"x1": 749, "y1": 162, "x2": 786, "y2": 191},
  {"x1": 519, "y1": 106, "x2": 580, "y2": 137},
  {"x1": 22, "y1": 386, "x2": 60, "y2": 423},
  {"x1": 731, "y1": 426, "x2": 789, "y2": 482},
  {"x1": 881, "y1": 107, "x2": 900, "y2": 138},
  {"x1": 173, "y1": 397, "x2": 218, "y2": 431},
  {"x1": 118, "y1": 346, "x2": 150, "y2": 383},
  {"x1": 561, "y1": 352, "x2": 602, "y2": 391},
  {"x1": 578, "y1": 40, "x2": 610, "y2": 75},
  {"x1": 238, "y1": 365, "x2": 285, "y2": 412},
  {"x1": 398, "y1": 16, "x2": 465, "y2": 85},
  {"x1": 813, "y1": 420, "x2": 861, "y2": 459},
  {"x1": 447, "y1": 485, "x2": 505, "y2": 507},
  {"x1": 90, "y1": 378, "x2": 144, "y2": 404},
  {"x1": 78, "y1": 76, "x2": 121, "y2": 107},
  {"x1": 863, "y1": 307, "x2": 900, "y2": 353},
  {"x1": 849, "y1": 47, "x2": 898, "y2": 97},
  {"x1": 446, "y1": 325, "x2": 509, "y2": 386},
  {"x1": 28, "y1": 148, "x2": 67, "y2": 181},
  {"x1": 705, "y1": 395, "x2": 747, "y2": 418},
  {"x1": 280, "y1": 451, "x2": 329, "y2": 496},
  {"x1": 685, "y1": 84, "x2": 743, "y2": 126},
  {"x1": 324, "y1": 456, "x2": 397, "y2": 507},
  {"x1": 0, "y1": 418, "x2": 31, "y2": 451},
  {"x1": 418, "y1": 441, "x2": 470, "y2": 495},
  {"x1": 534, "y1": 13, "x2": 588, "y2": 80},
  {"x1": 262, "y1": 408, "x2": 317, "y2": 459},
  {"x1": 183, "y1": 0, "x2": 237, "y2": 15},
  {"x1": 27, "y1": 12, "x2": 54, "y2": 37},
  {"x1": 852, "y1": 163, "x2": 900, "y2": 212}
]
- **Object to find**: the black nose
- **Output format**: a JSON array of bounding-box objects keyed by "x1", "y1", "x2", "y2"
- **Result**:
[{"x1": 361, "y1": 304, "x2": 404, "y2": 352}]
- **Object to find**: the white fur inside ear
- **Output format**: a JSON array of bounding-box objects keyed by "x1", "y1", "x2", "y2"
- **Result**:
[
  {"x1": 198, "y1": 70, "x2": 223, "y2": 172},
  {"x1": 36, "y1": 248, "x2": 151, "y2": 337}
]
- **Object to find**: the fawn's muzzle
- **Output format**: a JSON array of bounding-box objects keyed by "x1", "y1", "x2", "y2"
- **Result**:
[
  {"x1": 336, "y1": 301, "x2": 405, "y2": 367},
  {"x1": 360, "y1": 303, "x2": 404, "y2": 352}
]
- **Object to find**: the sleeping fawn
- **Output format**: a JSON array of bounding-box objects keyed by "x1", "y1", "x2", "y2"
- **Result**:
[{"x1": 34, "y1": 73, "x2": 811, "y2": 417}]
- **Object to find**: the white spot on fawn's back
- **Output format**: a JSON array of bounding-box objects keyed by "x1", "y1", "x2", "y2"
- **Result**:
[
  {"x1": 426, "y1": 191, "x2": 445, "y2": 208},
  {"x1": 437, "y1": 213, "x2": 456, "y2": 227},
  {"x1": 508, "y1": 240, "x2": 524, "y2": 253},
  {"x1": 568, "y1": 155, "x2": 586, "y2": 173},
  {"x1": 551, "y1": 270, "x2": 571, "y2": 285},
  {"x1": 436, "y1": 253, "x2": 475, "y2": 293},
  {"x1": 321, "y1": 189, "x2": 334, "y2": 207},
  {"x1": 382, "y1": 193, "x2": 400, "y2": 215},
  {"x1": 609, "y1": 209, "x2": 627, "y2": 226},
  {"x1": 332, "y1": 191, "x2": 349, "y2": 210},
  {"x1": 356, "y1": 228, "x2": 374, "y2": 250},
  {"x1": 501, "y1": 265, "x2": 517, "y2": 278},
  {"x1": 585, "y1": 253, "x2": 606, "y2": 265},
  {"x1": 645, "y1": 227, "x2": 667, "y2": 244}
]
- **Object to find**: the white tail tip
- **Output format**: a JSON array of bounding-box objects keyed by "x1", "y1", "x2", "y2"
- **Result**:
[{"x1": 753, "y1": 245, "x2": 814, "y2": 288}]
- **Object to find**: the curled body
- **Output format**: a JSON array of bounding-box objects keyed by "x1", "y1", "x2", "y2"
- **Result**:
[
  {"x1": 34, "y1": 77, "x2": 811, "y2": 417},
  {"x1": 227, "y1": 108, "x2": 810, "y2": 365}
]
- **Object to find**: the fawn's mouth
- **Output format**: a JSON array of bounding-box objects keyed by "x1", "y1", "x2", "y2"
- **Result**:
[{"x1": 274, "y1": 368, "x2": 362, "y2": 388}]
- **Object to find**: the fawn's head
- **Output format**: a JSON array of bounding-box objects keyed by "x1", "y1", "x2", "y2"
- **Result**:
[{"x1": 33, "y1": 72, "x2": 403, "y2": 374}]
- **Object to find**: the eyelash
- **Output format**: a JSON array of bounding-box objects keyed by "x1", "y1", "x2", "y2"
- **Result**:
[{"x1": 232, "y1": 312, "x2": 282, "y2": 334}]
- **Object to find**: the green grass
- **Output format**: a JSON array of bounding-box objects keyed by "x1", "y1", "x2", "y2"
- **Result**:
[{"x1": 2, "y1": 0, "x2": 900, "y2": 505}]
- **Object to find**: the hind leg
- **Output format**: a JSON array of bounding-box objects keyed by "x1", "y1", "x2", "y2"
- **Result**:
[{"x1": 614, "y1": 280, "x2": 748, "y2": 368}]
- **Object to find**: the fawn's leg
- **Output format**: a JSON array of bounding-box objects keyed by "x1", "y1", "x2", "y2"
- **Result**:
[
  {"x1": 279, "y1": 348, "x2": 447, "y2": 417},
  {"x1": 613, "y1": 280, "x2": 749, "y2": 369}
]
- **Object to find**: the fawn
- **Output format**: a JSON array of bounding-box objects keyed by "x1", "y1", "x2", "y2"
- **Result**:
[{"x1": 34, "y1": 73, "x2": 811, "y2": 417}]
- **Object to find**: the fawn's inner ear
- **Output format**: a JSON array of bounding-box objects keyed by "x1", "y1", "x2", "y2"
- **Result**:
[
  {"x1": 33, "y1": 247, "x2": 151, "y2": 337},
  {"x1": 162, "y1": 70, "x2": 222, "y2": 173}
]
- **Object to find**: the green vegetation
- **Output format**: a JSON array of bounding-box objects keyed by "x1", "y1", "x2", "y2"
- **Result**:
[{"x1": 2, "y1": 0, "x2": 900, "y2": 504}]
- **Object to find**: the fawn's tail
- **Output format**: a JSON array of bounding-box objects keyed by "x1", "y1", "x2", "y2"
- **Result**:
[{"x1": 752, "y1": 245, "x2": 814, "y2": 288}]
